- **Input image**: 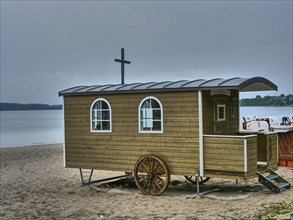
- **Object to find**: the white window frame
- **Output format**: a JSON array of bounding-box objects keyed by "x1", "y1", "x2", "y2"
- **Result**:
[
  {"x1": 90, "y1": 98, "x2": 112, "y2": 132},
  {"x1": 217, "y1": 104, "x2": 226, "y2": 121},
  {"x1": 138, "y1": 96, "x2": 163, "y2": 133}
]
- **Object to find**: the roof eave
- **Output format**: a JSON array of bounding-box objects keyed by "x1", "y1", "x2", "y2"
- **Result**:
[
  {"x1": 58, "y1": 77, "x2": 278, "y2": 97},
  {"x1": 59, "y1": 86, "x2": 241, "y2": 96},
  {"x1": 239, "y1": 77, "x2": 278, "y2": 92}
]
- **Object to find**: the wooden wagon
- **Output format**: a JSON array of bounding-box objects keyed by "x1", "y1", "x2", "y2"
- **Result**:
[{"x1": 59, "y1": 77, "x2": 290, "y2": 195}]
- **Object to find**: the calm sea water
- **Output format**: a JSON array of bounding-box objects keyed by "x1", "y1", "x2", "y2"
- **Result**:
[
  {"x1": 240, "y1": 106, "x2": 292, "y2": 121},
  {"x1": 0, "y1": 110, "x2": 64, "y2": 148},
  {"x1": 0, "y1": 107, "x2": 292, "y2": 148}
]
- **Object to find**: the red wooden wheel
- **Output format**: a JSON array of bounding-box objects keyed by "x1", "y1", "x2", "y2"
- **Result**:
[{"x1": 134, "y1": 155, "x2": 170, "y2": 196}]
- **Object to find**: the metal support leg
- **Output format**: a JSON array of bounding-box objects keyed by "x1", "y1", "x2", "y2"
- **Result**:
[
  {"x1": 79, "y1": 169, "x2": 94, "y2": 186},
  {"x1": 79, "y1": 168, "x2": 85, "y2": 187},
  {"x1": 88, "y1": 169, "x2": 94, "y2": 184},
  {"x1": 196, "y1": 171, "x2": 200, "y2": 194}
]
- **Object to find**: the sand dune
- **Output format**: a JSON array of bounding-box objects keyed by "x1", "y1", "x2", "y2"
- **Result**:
[{"x1": 0, "y1": 144, "x2": 292, "y2": 219}]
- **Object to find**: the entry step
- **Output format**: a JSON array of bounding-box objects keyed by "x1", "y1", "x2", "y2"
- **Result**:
[
  {"x1": 266, "y1": 175, "x2": 279, "y2": 181},
  {"x1": 257, "y1": 168, "x2": 291, "y2": 193},
  {"x1": 276, "y1": 182, "x2": 291, "y2": 189}
]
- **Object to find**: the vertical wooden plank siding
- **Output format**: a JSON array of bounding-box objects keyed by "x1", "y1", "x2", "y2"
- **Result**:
[
  {"x1": 64, "y1": 92, "x2": 199, "y2": 176},
  {"x1": 256, "y1": 133, "x2": 278, "y2": 170},
  {"x1": 266, "y1": 133, "x2": 278, "y2": 170},
  {"x1": 277, "y1": 131, "x2": 293, "y2": 167},
  {"x1": 257, "y1": 134, "x2": 268, "y2": 162}
]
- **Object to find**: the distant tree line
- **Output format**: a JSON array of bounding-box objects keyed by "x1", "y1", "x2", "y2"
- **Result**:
[
  {"x1": 0, "y1": 103, "x2": 62, "y2": 111},
  {"x1": 1, "y1": 94, "x2": 292, "y2": 110},
  {"x1": 240, "y1": 94, "x2": 293, "y2": 106}
]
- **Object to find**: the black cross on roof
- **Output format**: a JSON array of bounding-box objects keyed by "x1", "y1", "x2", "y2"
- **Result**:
[{"x1": 114, "y1": 48, "x2": 131, "y2": 84}]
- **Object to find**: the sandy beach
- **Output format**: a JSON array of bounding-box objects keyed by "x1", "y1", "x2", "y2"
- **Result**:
[{"x1": 0, "y1": 144, "x2": 292, "y2": 220}]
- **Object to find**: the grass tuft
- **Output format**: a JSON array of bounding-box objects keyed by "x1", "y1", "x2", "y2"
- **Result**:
[{"x1": 256, "y1": 202, "x2": 293, "y2": 220}]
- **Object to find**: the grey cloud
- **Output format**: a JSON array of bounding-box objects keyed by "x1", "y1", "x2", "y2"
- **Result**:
[{"x1": 1, "y1": 1, "x2": 292, "y2": 104}]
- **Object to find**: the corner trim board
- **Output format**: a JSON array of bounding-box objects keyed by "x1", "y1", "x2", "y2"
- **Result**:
[
  {"x1": 198, "y1": 90, "x2": 204, "y2": 176},
  {"x1": 244, "y1": 139, "x2": 247, "y2": 172},
  {"x1": 62, "y1": 97, "x2": 66, "y2": 168}
]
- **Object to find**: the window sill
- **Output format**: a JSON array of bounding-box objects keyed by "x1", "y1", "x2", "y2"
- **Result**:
[
  {"x1": 139, "y1": 130, "x2": 163, "y2": 134},
  {"x1": 91, "y1": 130, "x2": 112, "y2": 133}
]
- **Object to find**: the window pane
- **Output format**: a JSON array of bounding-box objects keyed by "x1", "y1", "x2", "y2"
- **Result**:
[
  {"x1": 219, "y1": 107, "x2": 224, "y2": 119},
  {"x1": 153, "y1": 121, "x2": 161, "y2": 130},
  {"x1": 145, "y1": 109, "x2": 153, "y2": 119},
  {"x1": 218, "y1": 105, "x2": 225, "y2": 121},
  {"x1": 102, "y1": 111, "x2": 110, "y2": 120},
  {"x1": 141, "y1": 109, "x2": 153, "y2": 119},
  {"x1": 142, "y1": 100, "x2": 151, "y2": 108},
  {"x1": 153, "y1": 110, "x2": 161, "y2": 120},
  {"x1": 97, "y1": 111, "x2": 102, "y2": 120},
  {"x1": 221, "y1": 108, "x2": 225, "y2": 118},
  {"x1": 92, "y1": 110, "x2": 102, "y2": 120},
  {"x1": 102, "y1": 101, "x2": 109, "y2": 109},
  {"x1": 93, "y1": 121, "x2": 101, "y2": 130},
  {"x1": 95, "y1": 101, "x2": 101, "y2": 109},
  {"x1": 102, "y1": 121, "x2": 110, "y2": 130},
  {"x1": 142, "y1": 119, "x2": 153, "y2": 128},
  {"x1": 151, "y1": 99, "x2": 160, "y2": 108},
  {"x1": 141, "y1": 126, "x2": 151, "y2": 131}
]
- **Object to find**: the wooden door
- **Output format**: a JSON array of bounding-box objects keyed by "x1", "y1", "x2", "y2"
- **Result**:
[{"x1": 213, "y1": 98, "x2": 228, "y2": 134}]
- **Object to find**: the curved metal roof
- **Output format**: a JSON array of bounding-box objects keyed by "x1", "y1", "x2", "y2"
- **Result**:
[{"x1": 59, "y1": 77, "x2": 277, "y2": 96}]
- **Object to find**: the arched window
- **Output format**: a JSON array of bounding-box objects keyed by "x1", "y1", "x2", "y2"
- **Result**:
[
  {"x1": 90, "y1": 98, "x2": 112, "y2": 132},
  {"x1": 139, "y1": 96, "x2": 163, "y2": 133}
]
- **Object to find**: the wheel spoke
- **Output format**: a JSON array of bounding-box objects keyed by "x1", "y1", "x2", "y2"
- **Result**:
[
  {"x1": 156, "y1": 173, "x2": 167, "y2": 177},
  {"x1": 184, "y1": 176, "x2": 210, "y2": 185},
  {"x1": 154, "y1": 166, "x2": 165, "y2": 175},
  {"x1": 148, "y1": 179, "x2": 151, "y2": 193},
  {"x1": 155, "y1": 176, "x2": 165, "y2": 184},
  {"x1": 137, "y1": 174, "x2": 148, "y2": 182},
  {"x1": 153, "y1": 177, "x2": 163, "y2": 191},
  {"x1": 146, "y1": 157, "x2": 152, "y2": 173},
  {"x1": 142, "y1": 178, "x2": 150, "y2": 190},
  {"x1": 150, "y1": 180, "x2": 156, "y2": 194},
  {"x1": 140, "y1": 161, "x2": 150, "y2": 174},
  {"x1": 153, "y1": 162, "x2": 160, "y2": 174},
  {"x1": 151, "y1": 157, "x2": 155, "y2": 174}
]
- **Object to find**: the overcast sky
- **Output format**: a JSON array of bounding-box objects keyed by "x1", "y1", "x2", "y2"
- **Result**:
[{"x1": 1, "y1": 1, "x2": 292, "y2": 104}]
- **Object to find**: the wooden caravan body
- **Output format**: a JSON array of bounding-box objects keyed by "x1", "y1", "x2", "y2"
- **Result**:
[
  {"x1": 62, "y1": 91, "x2": 200, "y2": 176},
  {"x1": 59, "y1": 77, "x2": 279, "y2": 187}
]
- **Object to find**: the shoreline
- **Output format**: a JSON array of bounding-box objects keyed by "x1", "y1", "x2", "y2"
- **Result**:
[
  {"x1": 240, "y1": 105, "x2": 293, "y2": 108},
  {"x1": 1, "y1": 144, "x2": 292, "y2": 219},
  {"x1": 0, "y1": 143, "x2": 63, "y2": 150}
]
